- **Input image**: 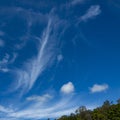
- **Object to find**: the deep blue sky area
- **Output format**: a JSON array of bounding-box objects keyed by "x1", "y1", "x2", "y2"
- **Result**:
[{"x1": 0, "y1": 0, "x2": 120, "y2": 119}]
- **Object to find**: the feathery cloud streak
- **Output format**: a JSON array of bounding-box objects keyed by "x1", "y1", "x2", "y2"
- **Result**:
[
  {"x1": 26, "y1": 94, "x2": 53, "y2": 102},
  {"x1": 14, "y1": 17, "x2": 57, "y2": 93},
  {"x1": 80, "y1": 5, "x2": 101, "y2": 22},
  {"x1": 0, "y1": 95, "x2": 77, "y2": 120},
  {"x1": 71, "y1": 0, "x2": 84, "y2": 6}
]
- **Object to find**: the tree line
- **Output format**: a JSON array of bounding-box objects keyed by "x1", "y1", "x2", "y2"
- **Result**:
[{"x1": 48, "y1": 98, "x2": 120, "y2": 120}]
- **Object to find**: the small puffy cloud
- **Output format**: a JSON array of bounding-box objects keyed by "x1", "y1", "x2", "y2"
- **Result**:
[
  {"x1": 81, "y1": 5, "x2": 101, "y2": 22},
  {"x1": 57, "y1": 54, "x2": 63, "y2": 62},
  {"x1": 90, "y1": 84, "x2": 109, "y2": 93},
  {"x1": 0, "y1": 39, "x2": 5, "y2": 47},
  {"x1": 26, "y1": 94, "x2": 53, "y2": 102},
  {"x1": 61, "y1": 82, "x2": 75, "y2": 94}
]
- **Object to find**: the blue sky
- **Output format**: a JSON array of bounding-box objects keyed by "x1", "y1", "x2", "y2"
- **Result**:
[{"x1": 0, "y1": 0, "x2": 120, "y2": 119}]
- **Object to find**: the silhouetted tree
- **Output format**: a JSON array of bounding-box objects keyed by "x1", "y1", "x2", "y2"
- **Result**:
[
  {"x1": 102, "y1": 100, "x2": 111, "y2": 108},
  {"x1": 75, "y1": 106, "x2": 87, "y2": 114},
  {"x1": 117, "y1": 98, "x2": 120, "y2": 104}
]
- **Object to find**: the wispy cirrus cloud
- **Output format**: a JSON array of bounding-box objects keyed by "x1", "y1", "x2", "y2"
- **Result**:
[
  {"x1": 0, "y1": 93, "x2": 78, "y2": 120},
  {"x1": 16, "y1": 99, "x2": 76, "y2": 119},
  {"x1": 80, "y1": 5, "x2": 101, "y2": 22},
  {"x1": 13, "y1": 15, "x2": 62, "y2": 94},
  {"x1": 0, "y1": 53, "x2": 9, "y2": 72},
  {"x1": 0, "y1": 105, "x2": 13, "y2": 113},
  {"x1": 0, "y1": 53, "x2": 17, "y2": 72},
  {"x1": 26, "y1": 94, "x2": 53, "y2": 103},
  {"x1": 70, "y1": 0, "x2": 84, "y2": 6}
]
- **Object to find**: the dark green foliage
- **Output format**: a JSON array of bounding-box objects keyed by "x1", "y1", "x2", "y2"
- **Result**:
[
  {"x1": 57, "y1": 99, "x2": 120, "y2": 120},
  {"x1": 117, "y1": 99, "x2": 120, "y2": 104}
]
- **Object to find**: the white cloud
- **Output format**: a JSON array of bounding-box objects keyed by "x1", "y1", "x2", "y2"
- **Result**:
[
  {"x1": 15, "y1": 19, "x2": 53, "y2": 91},
  {"x1": 0, "y1": 105, "x2": 13, "y2": 113},
  {"x1": 57, "y1": 54, "x2": 63, "y2": 62},
  {"x1": 0, "y1": 96, "x2": 77, "y2": 120},
  {"x1": 0, "y1": 53, "x2": 17, "y2": 72},
  {"x1": 26, "y1": 94, "x2": 53, "y2": 102},
  {"x1": 0, "y1": 54, "x2": 9, "y2": 65},
  {"x1": 10, "y1": 97, "x2": 76, "y2": 119},
  {"x1": 71, "y1": 0, "x2": 84, "y2": 6},
  {"x1": 13, "y1": 15, "x2": 61, "y2": 94},
  {"x1": 0, "y1": 39, "x2": 5, "y2": 47},
  {"x1": 0, "y1": 68, "x2": 9, "y2": 72},
  {"x1": 81, "y1": 5, "x2": 101, "y2": 22},
  {"x1": 90, "y1": 84, "x2": 109, "y2": 93},
  {"x1": 0, "y1": 54, "x2": 10, "y2": 72},
  {"x1": 9, "y1": 53, "x2": 17, "y2": 64},
  {"x1": 61, "y1": 82, "x2": 75, "y2": 94}
]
